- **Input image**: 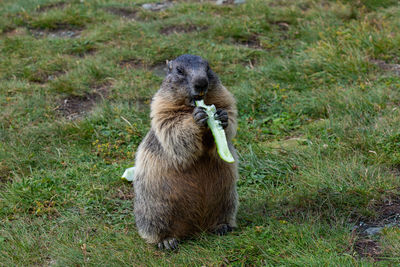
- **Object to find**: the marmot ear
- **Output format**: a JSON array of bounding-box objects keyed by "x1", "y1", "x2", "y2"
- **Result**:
[{"x1": 166, "y1": 60, "x2": 173, "y2": 72}]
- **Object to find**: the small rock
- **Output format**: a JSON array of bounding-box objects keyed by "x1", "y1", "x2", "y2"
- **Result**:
[
  {"x1": 365, "y1": 227, "x2": 383, "y2": 236},
  {"x1": 142, "y1": 3, "x2": 154, "y2": 9},
  {"x1": 142, "y1": 2, "x2": 172, "y2": 11},
  {"x1": 371, "y1": 59, "x2": 400, "y2": 76},
  {"x1": 48, "y1": 30, "x2": 79, "y2": 38},
  {"x1": 31, "y1": 29, "x2": 81, "y2": 39},
  {"x1": 216, "y1": 0, "x2": 245, "y2": 5}
]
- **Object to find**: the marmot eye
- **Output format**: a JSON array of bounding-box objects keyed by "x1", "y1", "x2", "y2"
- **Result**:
[{"x1": 176, "y1": 67, "x2": 185, "y2": 76}]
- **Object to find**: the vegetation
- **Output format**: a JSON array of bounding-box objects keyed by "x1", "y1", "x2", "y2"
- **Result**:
[{"x1": 1, "y1": 0, "x2": 400, "y2": 265}]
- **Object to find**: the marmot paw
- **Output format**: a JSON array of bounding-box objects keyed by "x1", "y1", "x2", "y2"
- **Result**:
[
  {"x1": 213, "y1": 224, "x2": 233, "y2": 236},
  {"x1": 215, "y1": 109, "x2": 228, "y2": 129},
  {"x1": 193, "y1": 106, "x2": 208, "y2": 127},
  {"x1": 157, "y1": 238, "x2": 179, "y2": 250}
]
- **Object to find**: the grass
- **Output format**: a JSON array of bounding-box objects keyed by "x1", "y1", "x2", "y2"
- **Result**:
[{"x1": 1, "y1": 0, "x2": 400, "y2": 265}]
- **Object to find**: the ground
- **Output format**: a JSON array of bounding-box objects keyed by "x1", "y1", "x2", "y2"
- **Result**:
[{"x1": 1, "y1": 0, "x2": 400, "y2": 265}]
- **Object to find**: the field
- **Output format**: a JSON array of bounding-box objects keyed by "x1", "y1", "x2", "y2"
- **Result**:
[{"x1": 1, "y1": 0, "x2": 400, "y2": 265}]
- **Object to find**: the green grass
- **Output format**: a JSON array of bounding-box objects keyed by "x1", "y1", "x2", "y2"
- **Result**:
[{"x1": 1, "y1": 0, "x2": 400, "y2": 265}]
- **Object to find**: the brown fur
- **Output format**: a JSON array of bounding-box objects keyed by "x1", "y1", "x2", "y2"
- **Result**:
[{"x1": 133, "y1": 55, "x2": 238, "y2": 246}]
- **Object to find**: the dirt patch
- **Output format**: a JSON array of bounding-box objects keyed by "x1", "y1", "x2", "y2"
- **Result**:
[
  {"x1": 160, "y1": 25, "x2": 208, "y2": 35},
  {"x1": 30, "y1": 27, "x2": 82, "y2": 39},
  {"x1": 4, "y1": 27, "x2": 27, "y2": 37},
  {"x1": 119, "y1": 59, "x2": 146, "y2": 69},
  {"x1": 36, "y1": 2, "x2": 66, "y2": 12},
  {"x1": 390, "y1": 166, "x2": 400, "y2": 177},
  {"x1": 234, "y1": 34, "x2": 262, "y2": 49},
  {"x1": 56, "y1": 84, "x2": 110, "y2": 120},
  {"x1": 47, "y1": 71, "x2": 65, "y2": 81},
  {"x1": 141, "y1": 2, "x2": 173, "y2": 12},
  {"x1": 298, "y1": 2, "x2": 311, "y2": 11},
  {"x1": 119, "y1": 59, "x2": 168, "y2": 78},
  {"x1": 0, "y1": 163, "x2": 12, "y2": 186},
  {"x1": 351, "y1": 197, "x2": 400, "y2": 260},
  {"x1": 74, "y1": 47, "x2": 97, "y2": 58},
  {"x1": 371, "y1": 59, "x2": 400, "y2": 76},
  {"x1": 352, "y1": 198, "x2": 400, "y2": 235},
  {"x1": 1, "y1": 26, "x2": 15, "y2": 35},
  {"x1": 366, "y1": 198, "x2": 400, "y2": 226},
  {"x1": 105, "y1": 7, "x2": 138, "y2": 19},
  {"x1": 270, "y1": 21, "x2": 290, "y2": 31},
  {"x1": 354, "y1": 238, "x2": 382, "y2": 259},
  {"x1": 112, "y1": 185, "x2": 135, "y2": 201},
  {"x1": 30, "y1": 70, "x2": 65, "y2": 84}
]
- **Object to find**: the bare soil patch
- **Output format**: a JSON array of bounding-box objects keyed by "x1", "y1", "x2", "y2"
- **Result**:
[
  {"x1": 30, "y1": 70, "x2": 65, "y2": 84},
  {"x1": 160, "y1": 24, "x2": 208, "y2": 35},
  {"x1": 30, "y1": 27, "x2": 82, "y2": 39},
  {"x1": 47, "y1": 71, "x2": 65, "y2": 81},
  {"x1": 119, "y1": 59, "x2": 146, "y2": 69},
  {"x1": 1, "y1": 26, "x2": 15, "y2": 35},
  {"x1": 119, "y1": 59, "x2": 168, "y2": 77},
  {"x1": 371, "y1": 59, "x2": 400, "y2": 76},
  {"x1": 105, "y1": 7, "x2": 138, "y2": 19},
  {"x1": 234, "y1": 34, "x2": 262, "y2": 49},
  {"x1": 4, "y1": 27, "x2": 27, "y2": 37},
  {"x1": 36, "y1": 2, "x2": 66, "y2": 12},
  {"x1": 74, "y1": 47, "x2": 97, "y2": 58},
  {"x1": 56, "y1": 84, "x2": 110, "y2": 120},
  {"x1": 0, "y1": 163, "x2": 12, "y2": 186},
  {"x1": 364, "y1": 198, "x2": 400, "y2": 227},
  {"x1": 354, "y1": 238, "x2": 381, "y2": 259},
  {"x1": 352, "y1": 197, "x2": 400, "y2": 260},
  {"x1": 112, "y1": 185, "x2": 135, "y2": 201},
  {"x1": 298, "y1": 2, "x2": 311, "y2": 11},
  {"x1": 270, "y1": 21, "x2": 290, "y2": 31},
  {"x1": 390, "y1": 166, "x2": 400, "y2": 177}
]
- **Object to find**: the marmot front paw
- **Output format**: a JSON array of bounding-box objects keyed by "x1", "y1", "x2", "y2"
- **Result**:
[
  {"x1": 213, "y1": 224, "x2": 233, "y2": 236},
  {"x1": 215, "y1": 109, "x2": 228, "y2": 129},
  {"x1": 193, "y1": 106, "x2": 208, "y2": 127},
  {"x1": 157, "y1": 238, "x2": 179, "y2": 250}
]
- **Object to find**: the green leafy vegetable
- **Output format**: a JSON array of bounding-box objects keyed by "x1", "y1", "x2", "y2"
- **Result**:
[
  {"x1": 196, "y1": 100, "x2": 235, "y2": 163},
  {"x1": 122, "y1": 166, "x2": 135, "y2": 181}
]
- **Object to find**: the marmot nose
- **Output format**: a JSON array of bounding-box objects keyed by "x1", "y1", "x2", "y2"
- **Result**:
[{"x1": 194, "y1": 77, "x2": 209, "y2": 94}]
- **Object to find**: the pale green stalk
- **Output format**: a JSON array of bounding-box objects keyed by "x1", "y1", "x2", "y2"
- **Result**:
[{"x1": 196, "y1": 100, "x2": 235, "y2": 163}]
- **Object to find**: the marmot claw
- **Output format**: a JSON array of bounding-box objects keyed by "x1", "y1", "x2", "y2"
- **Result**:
[
  {"x1": 193, "y1": 106, "x2": 208, "y2": 127},
  {"x1": 157, "y1": 238, "x2": 179, "y2": 250},
  {"x1": 215, "y1": 109, "x2": 228, "y2": 129},
  {"x1": 213, "y1": 224, "x2": 233, "y2": 236}
]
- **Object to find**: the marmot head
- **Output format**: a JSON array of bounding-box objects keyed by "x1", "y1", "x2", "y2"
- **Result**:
[{"x1": 163, "y1": 54, "x2": 219, "y2": 104}]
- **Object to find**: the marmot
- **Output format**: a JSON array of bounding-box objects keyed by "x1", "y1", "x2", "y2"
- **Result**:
[{"x1": 133, "y1": 54, "x2": 238, "y2": 250}]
